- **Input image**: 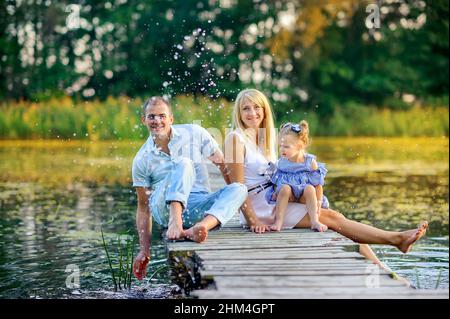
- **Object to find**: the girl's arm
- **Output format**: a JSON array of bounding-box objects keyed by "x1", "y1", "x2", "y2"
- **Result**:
[{"x1": 224, "y1": 133, "x2": 270, "y2": 233}]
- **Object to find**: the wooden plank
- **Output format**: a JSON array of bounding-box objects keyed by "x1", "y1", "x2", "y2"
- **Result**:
[
  {"x1": 200, "y1": 260, "x2": 381, "y2": 269},
  {"x1": 201, "y1": 265, "x2": 383, "y2": 271},
  {"x1": 170, "y1": 233, "x2": 352, "y2": 241},
  {"x1": 193, "y1": 287, "x2": 449, "y2": 299},
  {"x1": 211, "y1": 275, "x2": 408, "y2": 288},
  {"x1": 168, "y1": 242, "x2": 356, "y2": 252},
  {"x1": 201, "y1": 258, "x2": 373, "y2": 266},
  {"x1": 195, "y1": 251, "x2": 365, "y2": 260},
  {"x1": 166, "y1": 175, "x2": 450, "y2": 299},
  {"x1": 200, "y1": 269, "x2": 392, "y2": 277}
]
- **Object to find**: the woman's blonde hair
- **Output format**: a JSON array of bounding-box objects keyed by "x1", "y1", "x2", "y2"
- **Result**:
[
  {"x1": 232, "y1": 89, "x2": 276, "y2": 161},
  {"x1": 279, "y1": 120, "x2": 310, "y2": 147}
]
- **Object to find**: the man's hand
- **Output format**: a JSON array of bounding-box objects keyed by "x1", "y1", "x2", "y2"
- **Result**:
[
  {"x1": 208, "y1": 150, "x2": 232, "y2": 184},
  {"x1": 133, "y1": 252, "x2": 150, "y2": 281}
]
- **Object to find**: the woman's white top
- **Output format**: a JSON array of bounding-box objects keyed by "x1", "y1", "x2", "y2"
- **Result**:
[{"x1": 231, "y1": 130, "x2": 308, "y2": 229}]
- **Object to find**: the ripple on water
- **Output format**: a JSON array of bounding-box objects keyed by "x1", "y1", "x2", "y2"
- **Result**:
[
  {"x1": 373, "y1": 238, "x2": 449, "y2": 289},
  {"x1": 0, "y1": 139, "x2": 448, "y2": 297}
]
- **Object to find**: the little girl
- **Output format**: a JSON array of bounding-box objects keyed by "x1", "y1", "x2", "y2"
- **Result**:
[{"x1": 265, "y1": 120, "x2": 329, "y2": 232}]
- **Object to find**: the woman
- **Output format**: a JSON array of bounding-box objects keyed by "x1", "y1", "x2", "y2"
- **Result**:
[{"x1": 224, "y1": 88, "x2": 428, "y2": 263}]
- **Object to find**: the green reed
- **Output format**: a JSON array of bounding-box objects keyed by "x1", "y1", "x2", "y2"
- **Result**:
[
  {"x1": 412, "y1": 267, "x2": 445, "y2": 290},
  {"x1": 100, "y1": 227, "x2": 136, "y2": 291},
  {"x1": 0, "y1": 96, "x2": 448, "y2": 139},
  {"x1": 434, "y1": 268, "x2": 443, "y2": 289},
  {"x1": 324, "y1": 104, "x2": 449, "y2": 137},
  {"x1": 148, "y1": 265, "x2": 169, "y2": 282},
  {"x1": 100, "y1": 227, "x2": 117, "y2": 291}
]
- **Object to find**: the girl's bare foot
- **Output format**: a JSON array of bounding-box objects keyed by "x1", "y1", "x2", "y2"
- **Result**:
[
  {"x1": 185, "y1": 224, "x2": 208, "y2": 243},
  {"x1": 270, "y1": 220, "x2": 283, "y2": 231},
  {"x1": 311, "y1": 221, "x2": 328, "y2": 232},
  {"x1": 397, "y1": 221, "x2": 428, "y2": 253}
]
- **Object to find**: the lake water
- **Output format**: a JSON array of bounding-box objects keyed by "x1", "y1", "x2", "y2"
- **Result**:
[{"x1": 0, "y1": 137, "x2": 448, "y2": 298}]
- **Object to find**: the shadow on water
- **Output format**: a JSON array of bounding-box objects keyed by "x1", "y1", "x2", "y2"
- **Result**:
[{"x1": 0, "y1": 138, "x2": 448, "y2": 297}]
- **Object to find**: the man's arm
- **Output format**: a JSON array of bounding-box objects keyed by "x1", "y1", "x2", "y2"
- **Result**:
[
  {"x1": 208, "y1": 149, "x2": 232, "y2": 184},
  {"x1": 133, "y1": 187, "x2": 152, "y2": 281}
]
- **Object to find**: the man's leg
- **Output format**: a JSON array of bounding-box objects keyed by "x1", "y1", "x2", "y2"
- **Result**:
[
  {"x1": 166, "y1": 201, "x2": 185, "y2": 240},
  {"x1": 184, "y1": 182, "x2": 247, "y2": 242},
  {"x1": 150, "y1": 157, "x2": 195, "y2": 240},
  {"x1": 184, "y1": 215, "x2": 219, "y2": 243}
]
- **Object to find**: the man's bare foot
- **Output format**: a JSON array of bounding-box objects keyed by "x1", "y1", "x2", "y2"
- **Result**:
[
  {"x1": 397, "y1": 221, "x2": 428, "y2": 253},
  {"x1": 166, "y1": 224, "x2": 186, "y2": 240},
  {"x1": 311, "y1": 221, "x2": 328, "y2": 232},
  {"x1": 185, "y1": 224, "x2": 208, "y2": 243},
  {"x1": 270, "y1": 220, "x2": 283, "y2": 231}
]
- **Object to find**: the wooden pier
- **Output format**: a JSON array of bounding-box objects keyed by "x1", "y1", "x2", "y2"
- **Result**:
[
  {"x1": 166, "y1": 214, "x2": 448, "y2": 299},
  {"x1": 166, "y1": 169, "x2": 448, "y2": 299}
]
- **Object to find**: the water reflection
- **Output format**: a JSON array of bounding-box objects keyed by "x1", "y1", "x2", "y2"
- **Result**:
[
  {"x1": 0, "y1": 183, "x2": 175, "y2": 298},
  {"x1": 325, "y1": 174, "x2": 448, "y2": 290},
  {"x1": 0, "y1": 138, "x2": 448, "y2": 297}
]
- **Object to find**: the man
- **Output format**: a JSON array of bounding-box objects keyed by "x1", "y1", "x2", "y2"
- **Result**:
[{"x1": 131, "y1": 96, "x2": 247, "y2": 280}]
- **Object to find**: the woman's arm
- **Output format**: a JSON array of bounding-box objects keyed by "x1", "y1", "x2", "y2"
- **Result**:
[
  {"x1": 310, "y1": 159, "x2": 324, "y2": 210},
  {"x1": 315, "y1": 184, "x2": 323, "y2": 211},
  {"x1": 224, "y1": 133, "x2": 269, "y2": 233},
  {"x1": 311, "y1": 158, "x2": 318, "y2": 170}
]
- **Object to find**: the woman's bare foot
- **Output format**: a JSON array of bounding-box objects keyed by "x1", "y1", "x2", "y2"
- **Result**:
[
  {"x1": 270, "y1": 220, "x2": 283, "y2": 231},
  {"x1": 185, "y1": 224, "x2": 208, "y2": 243},
  {"x1": 397, "y1": 221, "x2": 428, "y2": 253},
  {"x1": 311, "y1": 221, "x2": 328, "y2": 232}
]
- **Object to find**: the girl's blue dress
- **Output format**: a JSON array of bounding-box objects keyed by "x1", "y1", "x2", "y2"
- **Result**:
[{"x1": 265, "y1": 154, "x2": 330, "y2": 208}]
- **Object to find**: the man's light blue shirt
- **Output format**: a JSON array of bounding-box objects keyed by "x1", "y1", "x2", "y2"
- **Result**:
[{"x1": 132, "y1": 124, "x2": 220, "y2": 193}]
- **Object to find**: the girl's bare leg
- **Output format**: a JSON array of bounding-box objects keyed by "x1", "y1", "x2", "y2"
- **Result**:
[
  {"x1": 295, "y1": 208, "x2": 428, "y2": 253},
  {"x1": 271, "y1": 185, "x2": 292, "y2": 231},
  {"x1": 301, "y1": 185, "x2": 327, "y2": 232}
]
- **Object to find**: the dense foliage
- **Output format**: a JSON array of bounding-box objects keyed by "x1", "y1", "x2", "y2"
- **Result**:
[{"x1": 0, "y1": 0, "x2": 448, "y2": 132}]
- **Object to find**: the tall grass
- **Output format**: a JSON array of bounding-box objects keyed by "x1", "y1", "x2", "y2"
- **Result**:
[
  {"x1": 101, "y1": 227, "x2": 136, "y2": 291},
  {"x1": 324, "y1": 103, "x2": 449, "y2": 137},
  {"x1": 0, "y1": 96, "x2": 448, "y2": 138}
]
